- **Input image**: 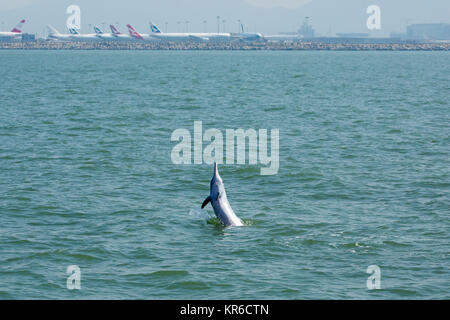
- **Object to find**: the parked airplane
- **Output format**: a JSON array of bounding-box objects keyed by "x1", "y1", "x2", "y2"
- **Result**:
[
  {"x1": 0, "y1": 19, "x2": 26, "y2": 39},
  {"x1": 149, "y1": 23, "x2": 202, "y2": 42},
  {"x1": 93, "y1": 25, "x2": 118, "y2": 41},
  {"x1": 149, "y1": 22, "x2": 230, "y2": 42},
  {"x1": 93, "y1": 25, "x2": 136, "y2": 42},
  {"x1": 47, "y1": 25, "x2": 101, "y2": 42},
  {"x1": 109, "y1": 25, "x2": 135, "y2": 41},
  {"x1": 46, "y1": 25, "x2": 72, "y2": 41},
  {"x1": 235, "y1": 23, "x2": 263, "y2": 41},
  {"x1": 126, "y1": 24, "x2": 156, "y2": 42},
  {"x1": 93, "y1": 25, "x2": 110, "y2": 37},
  {"x1": 66, "y1": 27, "x2": 102, "y2": 41}
]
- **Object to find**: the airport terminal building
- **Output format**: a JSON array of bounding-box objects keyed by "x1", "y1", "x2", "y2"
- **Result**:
[{"x1": 406, "y1": 23, "x2": 450, "y2": 40}]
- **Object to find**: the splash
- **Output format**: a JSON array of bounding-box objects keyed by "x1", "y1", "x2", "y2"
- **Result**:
[
  {"x1": 189, "y1": 208, "x2": 253, "y2": 228},
  {"x1": 189, "y1": 208, "x2": 215, "y2": 223}
]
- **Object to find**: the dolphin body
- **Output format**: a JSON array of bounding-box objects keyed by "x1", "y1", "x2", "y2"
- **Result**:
[{"x1": 201, "y1": 163, "x2": 244, "y2": 227}]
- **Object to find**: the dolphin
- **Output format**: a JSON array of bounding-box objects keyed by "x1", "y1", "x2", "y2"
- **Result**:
[{"x1": 201, "y1": 162, "x2": 244, "y2": 227}]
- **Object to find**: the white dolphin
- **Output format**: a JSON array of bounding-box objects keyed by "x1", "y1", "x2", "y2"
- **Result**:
[{"x1": 201, "y1": 163, "x2": 244, "y2": 227}]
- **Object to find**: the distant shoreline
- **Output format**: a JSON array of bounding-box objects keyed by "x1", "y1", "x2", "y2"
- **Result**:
[{"x1": 1, "y1": 41, "x2": 449, "y2": 51}]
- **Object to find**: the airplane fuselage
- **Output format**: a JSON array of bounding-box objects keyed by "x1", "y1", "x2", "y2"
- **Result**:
[
  {"x1": 0, "y1": 32, "x2": 22, "y2": 39},
  {"x1": 48, "y1": 33, "x2": 104, "y2": 42},
  {"x1": 150, "y1": 32, "x2": 231, "y2": 42}
]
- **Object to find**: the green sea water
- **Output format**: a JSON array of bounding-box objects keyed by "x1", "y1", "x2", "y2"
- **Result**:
[{"x1": 0, "y1": 50, "x2": 448, "y2": 299}]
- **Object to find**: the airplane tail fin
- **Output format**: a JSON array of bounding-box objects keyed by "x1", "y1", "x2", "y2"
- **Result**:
[
  {"x1": 110, "y1": 24, "x2": 121, "y2": 35},
  {"x1": 240, "y1": 23, "x2": 244, "y2": 33},
  {"x1": 150, "y1": 22, "x2": 161, "y2": 33},
  {"x1": 11, "y1": 19, "x2": 26, "y2": 33},
  {"x1": 46, "y1": 25, "x2": 60, "y2": 36},
  {"x1": 127, "y1": 24, "x2": 143, "y2": 39},
  {"x1": 94, "y1": 26, "x2": 103, "y2": 34},
  {"x1": 69, "y1": 28, "x2": 79, "y2": 34}
]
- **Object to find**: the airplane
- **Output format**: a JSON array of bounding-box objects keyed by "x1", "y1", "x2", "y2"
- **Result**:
[
  {"x1": 108, "y1": 25, "x2": 135, "y2": 41},
  {"x1": 93, "y1": 25, "x2": 118, "y2": 41},
  {"x1": 263, "y1": 34, "x2": 302, "y2": 42},
  {"x1": 66, "y1": 27, "x2": 102, "y2": 41},
  {"x1": 234, "y1": 23, "x2": 263, "y2": 41},
  {"x1": 92, "y1": 25, "x2": 137, "y2": 42},
  {"x1": 46, "y1": 25, "x2": 102, "y2": 42},
  {"x1": 46, "y1": 25, "x2": 73, "y2": 41},
  {"x1": 92, "y1": 25, "x2": 112, "y2": 39},
  {"x1": 149, "y1": 22, "x2": 230, "y2": 42},
  {"x1": 126, "y1": 24, "x2": 156, "y2": 42},
  {"x1": 93, "y1": 25, "x2": 137, "y2": 42},
  {"x1": 0, "y1": 19, "x2": 26, "y2": 39}
]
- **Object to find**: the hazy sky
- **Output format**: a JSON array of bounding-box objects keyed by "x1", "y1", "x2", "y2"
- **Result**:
[{"x1": 0, "y1": 0, "x2": 449, "y2": 36}]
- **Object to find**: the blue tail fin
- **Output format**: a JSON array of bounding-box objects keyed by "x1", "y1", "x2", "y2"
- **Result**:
[
  {"x1": 94, "y1": 26, "x2": 103, "y2": 34},
  {"x1": 150, "y1": 22, "x2": 161, "y2": 33}
]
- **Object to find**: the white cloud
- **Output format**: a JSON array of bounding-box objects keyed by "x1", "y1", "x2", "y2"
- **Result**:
[{"x1": 245, "y1": 0, "x2": 312, "y2": 9}]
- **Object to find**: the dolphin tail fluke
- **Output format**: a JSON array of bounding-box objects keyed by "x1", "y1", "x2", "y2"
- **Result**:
[{"x1": 201, "y1": 196, "x2": 211, "y2": 209}]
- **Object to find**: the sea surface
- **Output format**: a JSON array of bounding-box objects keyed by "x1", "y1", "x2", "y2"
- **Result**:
[{"x1": 0, "y1": 50, "x2": 448, "y2": 299}]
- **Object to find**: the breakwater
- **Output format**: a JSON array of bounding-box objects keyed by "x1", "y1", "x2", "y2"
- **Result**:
[{"x1": 1, "y1": 40, "x2": 449, "y2": 51}]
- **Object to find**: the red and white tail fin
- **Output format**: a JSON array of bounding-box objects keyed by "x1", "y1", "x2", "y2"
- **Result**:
[
  {"x1": 11, "y1": 19, "x2": 26, "y2": 33},
  {"x1": 126, "y1": 24, "x2": 143, "y2": 40},
  {"x1": 110, "y1": 24, "x2": 121, "y2": 35}
]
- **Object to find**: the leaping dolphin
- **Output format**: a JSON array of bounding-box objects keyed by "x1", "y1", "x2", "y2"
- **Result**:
[{"x1": 201, "y1": 162, "x2": 244, "y2": 227}]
